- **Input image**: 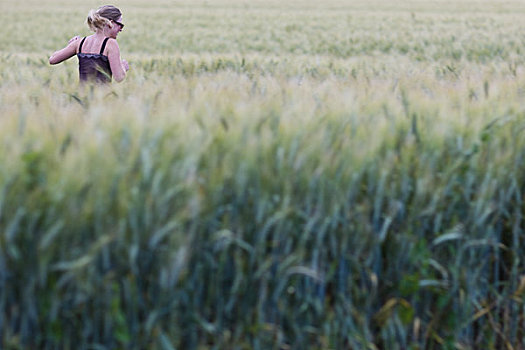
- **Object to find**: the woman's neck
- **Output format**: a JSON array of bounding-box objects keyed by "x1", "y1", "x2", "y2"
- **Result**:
[{"x1": 95, "y1": 29, "x2": 108, "y2": 37}]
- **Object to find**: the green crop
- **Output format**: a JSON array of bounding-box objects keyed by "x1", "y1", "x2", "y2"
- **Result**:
[{"x1": 1, "y1": 0, "x2": 525, "y2": 349}]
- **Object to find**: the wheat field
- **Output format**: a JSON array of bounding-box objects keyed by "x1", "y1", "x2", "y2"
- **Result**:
[{"x1": 1, "y1": 0, "x2": 525, "y2": 349}]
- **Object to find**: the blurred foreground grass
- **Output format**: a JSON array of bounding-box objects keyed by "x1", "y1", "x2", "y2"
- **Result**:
[{"x1": 1, "y1": 0, "x2": 525, "y2": 348}]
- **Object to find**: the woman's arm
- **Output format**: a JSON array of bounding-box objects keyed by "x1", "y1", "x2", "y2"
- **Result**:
[
  {"x1": 49, "y1": 37, "x2": 80, "y2": 65},
  {"x1": 106, "y1": 39, "x2": 128, "y2": 82}
]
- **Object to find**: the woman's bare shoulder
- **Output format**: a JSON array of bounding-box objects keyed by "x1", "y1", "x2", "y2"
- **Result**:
[
  {"x1": 106, "y1": 38, "x2": 120, "y2": 47},
  {"x1": 68, "y1": 35, "x2": 82, "y2": 47},
  {"x1": 105, "y1": 38, "x2": 121, "y2": 55}
]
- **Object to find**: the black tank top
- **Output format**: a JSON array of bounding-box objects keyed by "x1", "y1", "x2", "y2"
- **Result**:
[{"x1": 77, "y1": 37, "x2": 112, "y2": 83}]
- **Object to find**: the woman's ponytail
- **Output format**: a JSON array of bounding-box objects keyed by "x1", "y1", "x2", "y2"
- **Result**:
[{"x1": 86, "y1": 5, "x2": 120, "y2": 31}]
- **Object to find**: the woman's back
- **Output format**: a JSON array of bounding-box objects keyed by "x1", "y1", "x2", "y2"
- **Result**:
[
  {"x1": 77, "y1": 35, "x2": 112, "y2": 83},
  {"x1": 77, "y1": 35, "x2": 111, "y2": 56}
]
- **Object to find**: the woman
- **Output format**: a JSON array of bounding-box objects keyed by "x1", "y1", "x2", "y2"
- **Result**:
[{"x1": 49, "y1": 5, "x2": 129, "y2": 83}]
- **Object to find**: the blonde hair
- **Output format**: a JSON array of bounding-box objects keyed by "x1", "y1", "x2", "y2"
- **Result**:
[{"x1": 86, "y1": 5, "x2": 122, "y2": 31}]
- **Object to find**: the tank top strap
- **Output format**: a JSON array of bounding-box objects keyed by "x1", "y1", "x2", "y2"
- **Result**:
[
  {"x1": 78, "y1": 37, "x2": 86, "y2": 54},
  {"x1": 100, "y1": 37, "x2": 110, "y2": 55}
]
